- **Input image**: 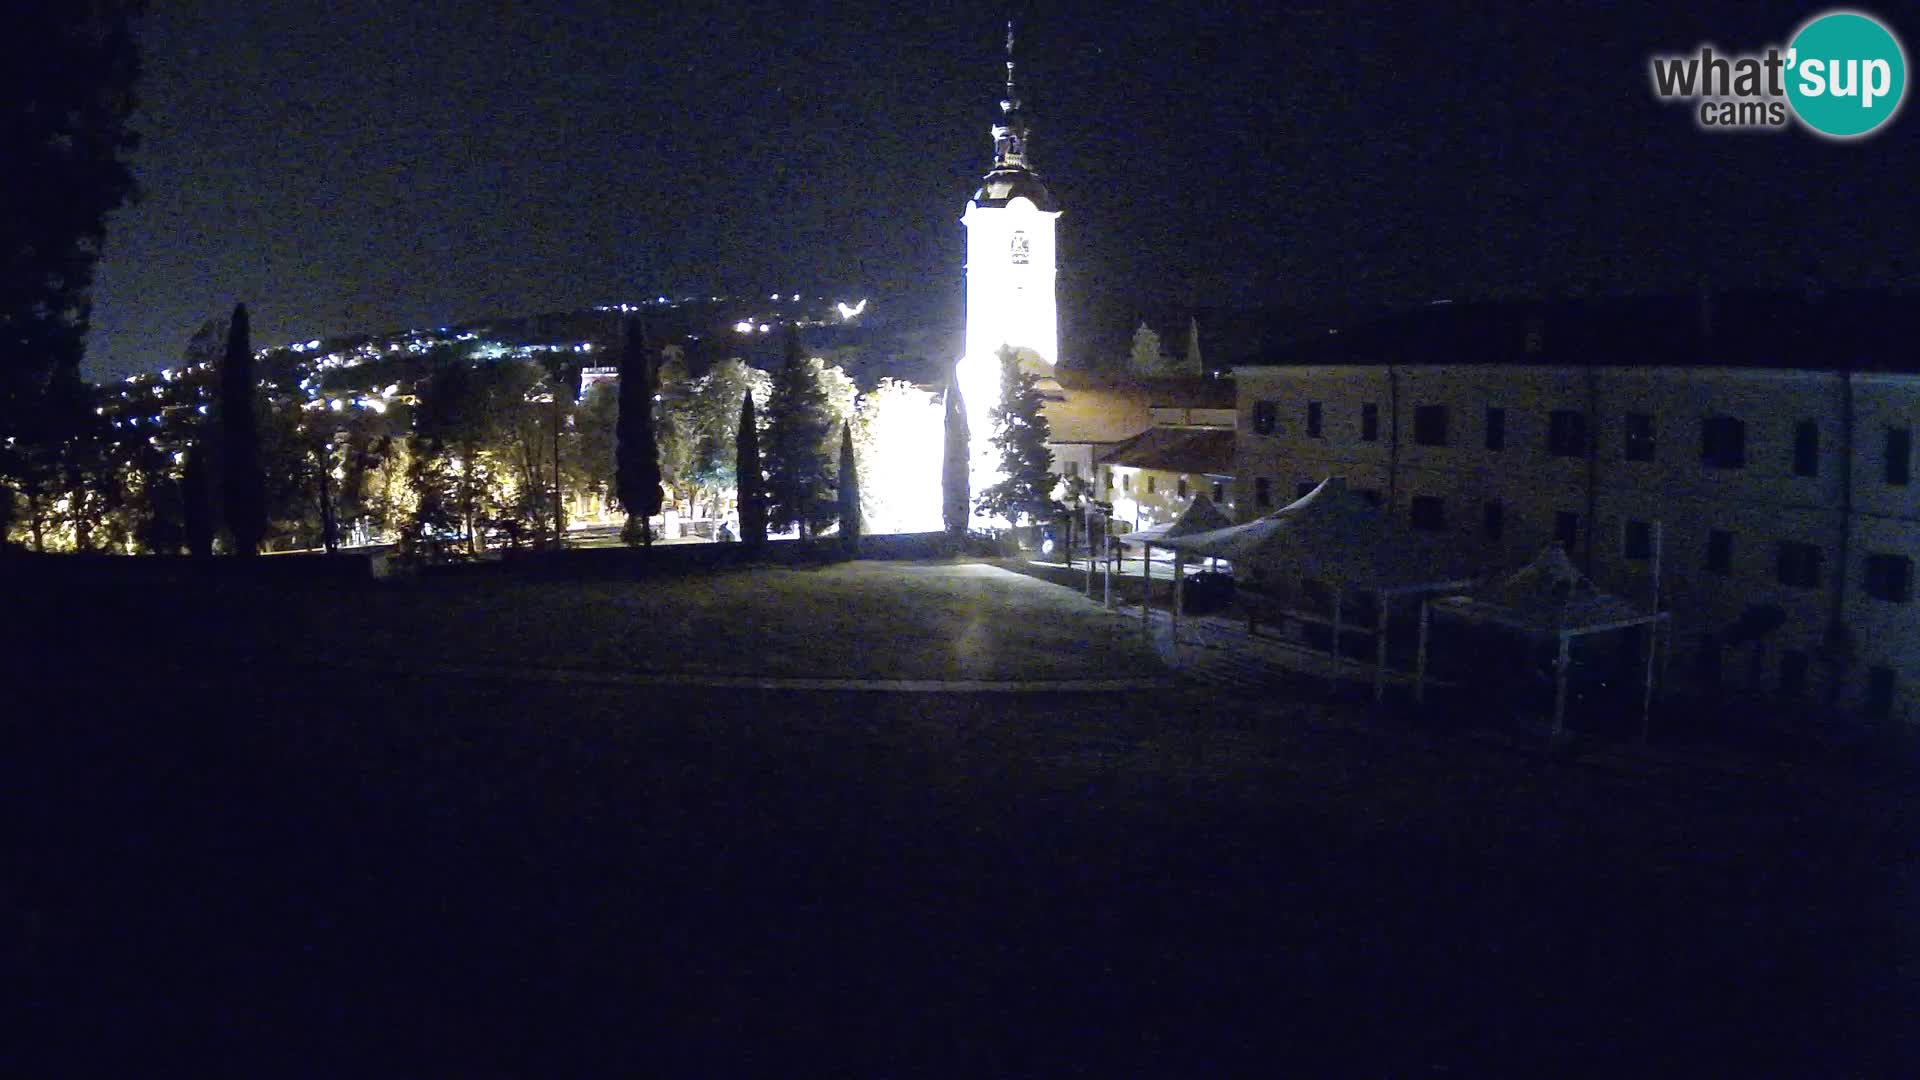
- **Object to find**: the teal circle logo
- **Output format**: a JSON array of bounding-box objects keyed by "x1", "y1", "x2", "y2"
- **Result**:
[{"x1": 1786, "y1": 10, "x2": 1907, "y2": 138}]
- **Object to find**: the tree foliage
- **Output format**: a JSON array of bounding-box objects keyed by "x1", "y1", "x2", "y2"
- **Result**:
[
  {"x1": 219, "y1": 303, "x2": 266, "y2": 555},
  {"x1": 837, "y1": 421, "x2": 860, "y2": 553},
  {"x1": 976, "y1": 346, "x2": 1061, "y2": 526},
  {"x1": 735, "y1": 391, "x2": 766, "y2": 547},
  {"x1": 763, "y1": 325, "x2": 834, "y2": 538},
  {"x1": 941, "y1": 363, "x2": 970, "y2": 534},
  {"x1": 1127, "y1": 321, "x2": 1172, "y2": 377},
  {"x1": 614, "y1": 317, "x2": 662, "y2": 545}
]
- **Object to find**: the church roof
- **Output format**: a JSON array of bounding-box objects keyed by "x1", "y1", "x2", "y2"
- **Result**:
[
  {"x1": 972, "y1": 168, "x2": 1057, "y2": 212},
  {"x1": 1097, "y1": 427, "x2": 1236, "y2": 476}
]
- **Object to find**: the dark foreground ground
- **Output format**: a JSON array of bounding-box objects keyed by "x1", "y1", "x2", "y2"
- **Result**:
[{"x1": 4, "y1": 563, "x2": 1916, "y2": 1075}]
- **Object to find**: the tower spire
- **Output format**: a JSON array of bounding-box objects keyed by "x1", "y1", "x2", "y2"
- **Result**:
[
  {"x1": 992, "y1": 19, "x2": 1032, "y2": 169},
  {"x1": 1004, "y1": 20, "x2": 1019, "y2": 112}
]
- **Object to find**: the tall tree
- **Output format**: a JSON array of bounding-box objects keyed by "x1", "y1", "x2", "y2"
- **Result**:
[
  {"x1": 1128, "y1": 321, "x2": 1171, "y2": 377},
  {"x1": 763, "y1": 325, "x2": 833, "y2": 538},
  {"x1": 1184, "y1": 315, "x2": 1204, "y2": 376},
  {"x1": 976, "y1": 346, "x2": 1062, "y2": 526},
  {"x1": 0, "y1": 3, "x2": 141, "y2": 464},
  {"x1": 941, "y1": 363, "x2": 970, "y2": 535},
  {"x1": 836, "y1": 421, "x2": 860, "y2": 554},
  {"x1": 735, "y1": 391, "x2": 766, "y2": 547},
  {"x1": 182, "y1": 443, "x2": 214, "y2": 558},
  {"x1": 219, "y1": 303, "x2": 266, "y2": 555},
  {"x1": 614, "y1": 317, "x2": 662, "y2": 546}
]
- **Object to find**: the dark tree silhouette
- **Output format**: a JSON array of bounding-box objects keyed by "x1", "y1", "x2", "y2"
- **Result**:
[
  {"x1": 219, "y1": 303, "x2": 266, "y2": 555},
  {"x1": 764, "y1": 324, "x2": 833, "y2": 538},
  {"x1": 0, "y1": 4, "x2": 141, "y2": 477},
  {"x1": 182, "y1": 444, "x2": 214, "y2": 558},
  {"x1": 736, "y1": 392, "x2": 766, "y2": 548},
  {"x1": 614, "y1": 317, "x2": 662, "y2": 546},
  {"x1": 976, "y1": 346, "x2": 1062, "y2": 526},
  {"x1": 837, "y1": 421, "x2": 860, "y2": 555},
  {"x1": 941, "y1": 363, "x2": 970, "y2": 536}
]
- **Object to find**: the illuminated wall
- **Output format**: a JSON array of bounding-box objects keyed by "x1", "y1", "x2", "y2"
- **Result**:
[{"x1": 958, "y1": 194, "x2": 1061, "y2": 521}]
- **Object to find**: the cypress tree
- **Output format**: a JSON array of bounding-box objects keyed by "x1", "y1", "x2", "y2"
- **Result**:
[
  {"x1": 614, "y1": 316, "x2": 663, "y2": 546},
  {"x1": 941, "y1": 362, "x2": 970, "y2": 536},
  {"x1": 218, "y1": 303, "x2": 266, "y2": 555},
  {"x1": 182, "y1": 443, "x2": 214, "y2": 557},
  {"x1": 735, "y1": 391, "x2": 766, "y2": 547},
  {"x1": 837, "y1": 420, "x2": 860, "y2": 555}
]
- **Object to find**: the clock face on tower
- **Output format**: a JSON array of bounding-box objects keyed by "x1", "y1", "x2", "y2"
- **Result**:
[{"x1": 1009, "y1": 230, "x2": 1030, "y2": 265}]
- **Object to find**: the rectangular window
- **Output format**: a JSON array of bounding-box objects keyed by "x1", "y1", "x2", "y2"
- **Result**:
[
  {"x1": 1306, "y1": 401, "x2": 1323, "y2": 438},
  {"x1": 1483, "y1": 500, "x2": 1505, "y2": 541},
  {"x1": 1776, "y1": 540, "x2": 1821, "y2": 589},
  {"x1": 1554, "y1": 511, "x2": 1581, "y2": 552},
  {"x1": 1413, "y1": 405, "x2": 1448, "y2": 447},
  {"x1": 1780, "y1": 649, "x2": 1809, "y2": 697},
  {"x1": 1410, "y1": 495, "x2": 1446, "y2": 532},
  {"x1": 1146, "y1": 475, "x2": 1156, "y2": 494},
  {"x1": 1623, "y1": 519, "x2": 1652, "y2": 560},
  {"x1": 1702, "y1": 416, "x2": 1746, "y2": 469},
  {"x1": 1064, "y1": 460, "x2": 1080, "y2": 478},
  {"x1": 1867, "y1": 667, "x2": 1896, "y2": 718},
  {"x1": 1176, "y1": 476, "x2": 1189, "y2": 498},
  {"x1": 1212, "y1": 481, "x2": 1225, "y2": 503},
  {"x1": 1296, "y1": 480, "x2": 1317, "y2": 500},
  {"x1": 1484, "y1": 406, "x2": 1506, "y2": 451},
  {"x1": 1103, "y1": 467, "x2": 1113, "y2": 493},
  {"x1": 1793, "y1": 421, "x2": 1819, "y2": 477},
  {"x1": 1705, "y1": 529, "x2": 1733, "y2": 575},
  {"x1": 1886, "y1": 426, "x2": 1910, "y2": 485},
  {"x1": 1252, "y1": 400, "x2": 1278, "y2": 436},
  {"x1": 1361, "y1": 403, "x2": 1379, "y2": 442},
  {"x1": 1255, "y1": 477, "x2": 1271, "y2": 508},
  {"x1": 1121, "y1": 473, "x2": 1131, "y2": 493},
  {"x1": 1625, "y1": 413, "x2": 1656, "y2": 462},
  {"x1": 1864, "y1": 552, "x2": 1912, "y2": 603},
  {"x1": 1547, "y1": 409, "x2": 1587, "y2": 457}
]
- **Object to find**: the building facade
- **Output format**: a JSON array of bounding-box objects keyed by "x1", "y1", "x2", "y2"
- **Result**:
[{"x1": 1233, "y1": 294, "x2": 1920, "y2": 721}]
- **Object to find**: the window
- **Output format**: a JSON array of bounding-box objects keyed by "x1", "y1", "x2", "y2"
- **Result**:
[
  {"x1": 1413, "y1": 405, "x2": 1448, "y2": 447},
  {"x1": 1623, "y1": 519, "x2": 1652, "y2": 560},
  {"x1": 1121, "y1": 473, "x2": 1131, "y2": 493},
  {"x1": 1886, "y1": 426, "x2": 1910, "y2": 485},
  {"x1": 1146, "y1": 475, "x2": 1156, "y2": 494},
  {"x1": 1867, "y1": 667, "x2": 1896, "y2": 718},
  {"x1": 1255, "y1": 477, "x2": 1271, "y2": 508},
  {"x1": 1864, "y1": 553, "x2": 1912, "y2": 603},
  {"x1": 1484, "y1": 407, "x2": 1506, "y2": 451},
  {"x1": 1625, "y1": 413, "x2": 1656, "y2": 462},
  {"x1": 1176, "y1": 477, "x2": 1189, "y2": 498},
  {"x1": 1554, "y1": 511, "x2": 1581, "y2": 552},
  {"x1": 1483, "y1": 500, "x2": 1505, "y2": 541},
  {"x1": 1776, "y1": 541, "x2": 1821, "y2": 589},
  {"x1": 1410, "y1": 495, "x2": 1446, "y2": 532},
  {"x1": 1547, "y1": 409, "x2": 1587, "y2": 457},
  {"x1": 1702, "y1": 416, "x2": 1746, "y2": 469},
  {"x1": 1103, "y1": 467, "x2": 1113, "y2": 493},
  {"x1": 1361, "y1": 403, "x2": 1379, "y2": 442},
  {"x1": 1705, "y1": 529, "x2": 1733, "y2": 575},
  {"x1": 1306, "y1": 401, "x2": 1323, "y2": 438},
  {"x1": 1252, "y1": 400, "x2": 1278, "y2": 436},
  {"x1": 1064, "y1": 460, "x2": 1080, "y2": 478},
  {"x1": 1780, "y1": 649, "x2": 1809, "y2": 697},
  {"x1": 1793, "y1": 421, "x2": 1819, "y2": 477},
  {"x1": 1296, "y1": 480, "x2": 1317, "y2": 500},
  {"x1": 1212, "y1": 481, "x2": 1225, "y2": 503}
]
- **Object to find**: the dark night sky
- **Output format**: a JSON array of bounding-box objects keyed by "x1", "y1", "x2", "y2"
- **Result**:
[{"x1": 86, "y1": 0, "x2": 1920, "y2": 379}]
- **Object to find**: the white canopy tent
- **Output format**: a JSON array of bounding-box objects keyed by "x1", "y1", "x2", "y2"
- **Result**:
[
  {"x1": 1417, "y1": 543, "x2": 1671, "y2": 738},
  {"x1": 1157, "y1": 478, "x2": 1480, "y2": 699},
  {"x1": 1117, "y1": 494, "x2": 1234, "y2": 633}
]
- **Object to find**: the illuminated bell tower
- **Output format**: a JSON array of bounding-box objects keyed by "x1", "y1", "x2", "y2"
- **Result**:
[{"x1": 957, "y1": 22, "x2": 1061, "y2": 514}]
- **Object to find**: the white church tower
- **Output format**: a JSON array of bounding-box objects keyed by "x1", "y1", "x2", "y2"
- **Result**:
[{"x1": 956, "y1": 22, "x2": 1061, "y2": 507}]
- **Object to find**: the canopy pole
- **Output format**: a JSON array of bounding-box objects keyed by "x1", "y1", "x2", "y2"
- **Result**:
[
  {"x1": 1103, "y1": 532, "x2": 1113, "y2": 610},
  {"x1": 1374, "y1": 592, "x2": 1390, "y2": 704},
  {"x1": 1641, "y1": 616, "x2": 1658, "y2": 742},
  {"x1": 1553, "y1": 631, "x2": 1572, "y2": 741},
  {"x1": 1415, "y1": 598, "x2": 1431, "y2": 705},
  {"x1": 1330, "y1": 587, "x2": 1344, "y2": 693},
  {"x1": 1172, "y1": 551, "x2": 1184, "y2": 646},
  {"x1": 1084, "y1": 505, "x2": 1095, "y2": 598},
  {"x1": 1141, "y1": 542, "x2": 1152, "y2": 632}
]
